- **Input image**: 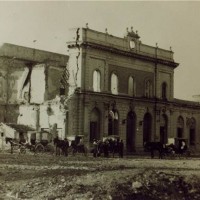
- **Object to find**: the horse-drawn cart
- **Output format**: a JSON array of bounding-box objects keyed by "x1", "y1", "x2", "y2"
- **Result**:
[
  {"x1": 144, "y1": 138, "x2": 191, "y2": 159},
  {"x1": 29, "y1": 131, "x2": 55, "y2": 154},
  {"x1": 5, "y1": 129, "x2": 55, "y2": 155},
  {"x1": 66, "y1": 135, "x2": 88, "y2": 156},
  {"x1": 5, "y1": 138, "x2": 27, "y2": 154},
  {"x1": 165, "y1": 138, "x2": 191, "y2": 158}
]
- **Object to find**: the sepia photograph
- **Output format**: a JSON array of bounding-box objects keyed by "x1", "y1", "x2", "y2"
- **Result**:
[{"x1": 1, "y1": 1, "x2": 200, "y2": 199}]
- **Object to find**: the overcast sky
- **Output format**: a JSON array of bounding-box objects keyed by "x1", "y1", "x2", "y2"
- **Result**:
[{"x1": 0, "y1": 1, "x2": 200, "y2": 101}]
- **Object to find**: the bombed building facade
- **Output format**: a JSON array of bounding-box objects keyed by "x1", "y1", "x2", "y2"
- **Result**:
[
  {"x1": 1, "y1": 27, "x2": 200, "y2": 152},
  {"x1": 0, "y1": 43, "x2": 68, "y2": 147}
]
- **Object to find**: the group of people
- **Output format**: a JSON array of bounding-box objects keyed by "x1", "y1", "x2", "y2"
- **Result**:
[
  {"x1": 92, "y1": 138, "x2": 124, "y2": 158},
  {"x1": 54, "y1": 136, "x2": 125, "y2": 158}
]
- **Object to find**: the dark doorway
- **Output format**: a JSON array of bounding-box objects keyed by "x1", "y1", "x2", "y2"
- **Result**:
[
  {"x1": 90, "y1": 108, "x2": 100, "y2": 142},
  {"x1": 177, "y1": 128, "x2": 183, "y2": 138},
  {"x1": 190, "y1": 129, "x2": 195, "y2": 146},
  {"x1": 108, "y1": 115, "x2": 113, "y2": 135},
  {"x1": 160, "y1": 114, "x2": 168, "y2": 144},
  {"x1": 19, "y1": 132, "x2": 25, "y2": 143},
  {"x1": 143, "y1": 113, "x2": 152, "y2": 145},
  {"x1": 90, "y1": 122, "x2": 98, "y2": 142},
  {"x1": 189, "y1": 118, "x2": 196, "y2": 146},
  {"x1": 160, "y1": 127, "x2": 168, "y2": 144},
  {"x1": 126, "y1": 111, "x2": 136, "y2": 152},
  {"x1": 177, "y1": 116, "x2": 184, "y2": 138}
]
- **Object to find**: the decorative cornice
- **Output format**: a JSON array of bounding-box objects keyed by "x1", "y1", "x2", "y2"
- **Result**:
[
  {"x1": 68, "y1": 42, "x2": 179, "y2": 68},
  {"x1": 73, "y1": 90, "x2": 200, "y2": 110}
]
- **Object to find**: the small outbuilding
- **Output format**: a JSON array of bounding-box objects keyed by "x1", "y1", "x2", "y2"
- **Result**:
[{"x1": 0, "y1": 123, "x2": 36, "y2": 150}]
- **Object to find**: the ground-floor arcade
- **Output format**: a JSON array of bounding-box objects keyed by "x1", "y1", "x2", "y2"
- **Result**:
[{"x1": 66, "y1": 92, "x2": 200, "y2": 153}]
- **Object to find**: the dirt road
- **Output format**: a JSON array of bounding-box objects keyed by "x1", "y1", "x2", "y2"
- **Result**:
[{"x1": 1, "y1": 153, "x2": 200, "y2": 200}]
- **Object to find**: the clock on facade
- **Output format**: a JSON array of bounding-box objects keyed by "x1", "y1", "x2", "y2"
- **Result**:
[{"x1": 130, "y1": 40, "x2": 135, "y2": 49}]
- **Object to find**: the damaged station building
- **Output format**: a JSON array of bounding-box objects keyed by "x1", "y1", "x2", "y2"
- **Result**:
[{"x1": 0, "y1": 26, "x2": 200, "y2": 153}]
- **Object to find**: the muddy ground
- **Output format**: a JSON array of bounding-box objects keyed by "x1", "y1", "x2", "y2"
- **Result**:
[{"x1": 1, "y1": 152, "x2": 200, "y2": 200}]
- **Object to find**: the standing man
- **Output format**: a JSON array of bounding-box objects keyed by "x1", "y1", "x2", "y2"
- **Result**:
[{"x1": 93, "y1": 139, "x2": 98, "y2": 157}]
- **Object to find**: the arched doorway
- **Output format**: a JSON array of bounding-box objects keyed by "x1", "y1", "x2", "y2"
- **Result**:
[
  {"x1": 177, "y1": 116, "x2": 184, "y2": 138},
  {"x1": 126, "y1": 111, "x2": 136, "y2": 152},
  {"x1": 90, "y1": 108, "x2": 101, "y2": 142},
  {"x1": 108, "y1": 110, "x2": 119, "y2": 135},
  {"x1": 189, "y1": 117, "x2": 196, "y2": 146},
  {"x1": 160, "y1": 114, "x2": 168, "y2": 144},
  {"x1": 143, "y1": 113, "x2": 152, "y2": 145}
]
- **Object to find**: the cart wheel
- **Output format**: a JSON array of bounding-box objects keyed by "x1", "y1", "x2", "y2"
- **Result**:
[
  {"x1": 35, "y1": 144, "x2": 44, "y2": 153},
  {"x1": 20, "y1": 147, "x2": 26, "y2": 154},
  {"x1": 45, "y1": 144, "x2": 55, "y2": 154}
]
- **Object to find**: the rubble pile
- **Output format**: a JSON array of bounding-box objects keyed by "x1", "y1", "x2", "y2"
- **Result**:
[
  {"x1": 1, "y1": 168, "x2": 200, "y2": 199},
  {"x1": 111, "y1": 170, "x2": 200, "y2": 200},
  {"x1": 1, "y1": 154, "x2": 200, "y2": 199}
]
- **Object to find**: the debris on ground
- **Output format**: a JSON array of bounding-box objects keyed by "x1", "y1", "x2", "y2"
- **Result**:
[{"x1": 0, "y1": 154, "x2": 200, "y2": 199}]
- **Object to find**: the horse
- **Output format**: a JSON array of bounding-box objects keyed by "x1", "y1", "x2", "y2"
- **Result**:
[
  {"x1": 70, "y1": 139, "x2": 88, "y2": 156},
  {"x1": 5, "y1": 137, "x2": 26, "y2": 154},
  {"x1": 53, "y1": 137, "x2": 69, "y2": 156},
  {"x1": 144, "y1": 141, "x2": 165, "y2": 159}
]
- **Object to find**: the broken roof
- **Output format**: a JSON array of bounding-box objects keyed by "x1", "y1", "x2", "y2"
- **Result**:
[
  {"x1": 2, "y1": 123, "x2": 35, "y2": 133},
  {"x1": 0, "y1": 43, "x2": 68, "y2": 67}
]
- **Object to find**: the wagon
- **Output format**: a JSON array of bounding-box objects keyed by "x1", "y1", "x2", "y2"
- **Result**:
[
  {"x1": 27, "y1": 131, "x2": 55, "y2": 154},
  {"x1": 5, "y1": 137, "x2": 27, "y2": 154},
  {"x1": 66, "y1": 135, "x2": 87, "y2": 155},
  {"x1": 165, "y1": 138, "x2": 191, "y2": 158}
]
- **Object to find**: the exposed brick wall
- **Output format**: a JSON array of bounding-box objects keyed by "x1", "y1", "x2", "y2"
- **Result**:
[{"x1": 47, "y1": 65, "x2": 64, "y2": 100}]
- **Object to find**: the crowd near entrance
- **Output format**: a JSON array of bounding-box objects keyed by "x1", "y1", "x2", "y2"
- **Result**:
[{"x1": 87, "y1": 104, "x2": 198, "y2": 156}]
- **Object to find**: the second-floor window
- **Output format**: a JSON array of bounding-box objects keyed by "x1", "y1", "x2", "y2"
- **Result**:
[
  {"x1": 161, "y1": 82, "x2": 167, "y2": 100},
  {"x1": 145, "y1": 79, "x2": 153, "y2": 98},
  {"x1": 111, "y1": 73, "x2": 118, "y2": 94},
  {"x1": 128, "y1": 76, "x2": 135, "y2": 96},
  {"x1": 93, "y1": 70, "x2": 101, "y2": 92}
]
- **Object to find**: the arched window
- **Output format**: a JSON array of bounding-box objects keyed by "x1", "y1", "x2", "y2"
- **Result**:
[
  {"x1": 111, "y1": 73, "x2": 118, "y2": 95},
  {"x1": 145, "y1": 79, "x2": 153, "y2": 98},
  {"x1": 108, "y1": 110, "x2": 119, "y2": 135},
  {"x1": 177, "y1": 116, "x2": 184, "y2": 138},
  {"x1": 128, "y1": 76, "x2": 135, "y2": 96},
  {"x1": 93, "y1": 70, "x2": 101, "y2": 92},
  {"x1": 161, "y1": 82, "x2": 167, "y2": 100},
  {"x1": 188, "y1": 117, "x2": 196, "y2": 146}
]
